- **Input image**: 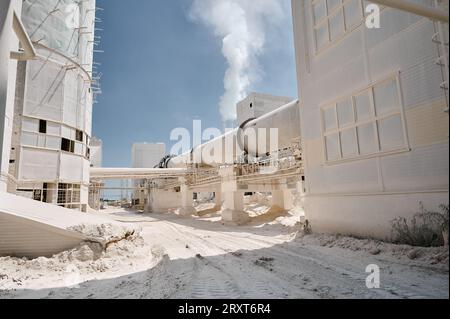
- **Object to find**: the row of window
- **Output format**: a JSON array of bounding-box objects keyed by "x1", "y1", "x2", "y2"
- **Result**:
[
  {"x1": 21, "y1": 132, "x2": 91, "y2": 159},
  {"x1": 57, "y1": 183, "x2": 81, "y2": 205},
  {"x1": 21, "y1": 117, "x2": 91, "y2": 159},
  {"x1": 22, "y1": 117, "x2": 90, "y2": 145},
  {"x1": 321, "y1": 76, "x2": 407, "y2": 162},
  {"x1": 312, "y1": 0, "x2": 365, "y2": 51},
  {"x1": 22, "y1": 183, "x2": 81, "y2": 205}
]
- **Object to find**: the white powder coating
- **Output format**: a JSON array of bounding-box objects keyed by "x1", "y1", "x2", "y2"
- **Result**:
[
  {"x1": 68, "y1": 223, "x2": 140, "y2": 246},
  {"x1": 0, "y1": 229, "x2": 166, "y2": 294},
  {"x1": 0, "y1": 192, "x2": 140, "y2": 258},
  {"x1": 0, "y1": 206, "x2": 448, "y2": 299}
]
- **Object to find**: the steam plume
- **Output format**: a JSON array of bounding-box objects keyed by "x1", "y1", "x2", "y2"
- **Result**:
[{"x1": 189, "y1": 0, "x2": 285, "y2": 124}]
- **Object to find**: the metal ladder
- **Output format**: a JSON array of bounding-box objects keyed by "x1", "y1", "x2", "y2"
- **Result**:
[{"x1": 432, "y1": 0, "x2": 449, "y2": 112}]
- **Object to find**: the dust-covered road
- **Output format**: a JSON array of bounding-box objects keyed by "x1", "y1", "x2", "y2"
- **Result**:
[{"x1": 1, "y1": 209, "x2": 448, "y2": 299}]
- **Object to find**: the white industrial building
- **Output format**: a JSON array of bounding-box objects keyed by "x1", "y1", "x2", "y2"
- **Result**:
[
  {"x1": 132, "y1": 143, "x2": 166, "y2": 169},
  {"x1": 291, "y1": 0, "x2": 449, "y2": 238},
  {"x1": 131, "y1": 143, "x2": 166, "y2": 209},
  {"x1": 0, "y1": 0, "x2": 110, "y2": 259},
  {"x1": 4, "y1": 0, "x2": 98, "y2": 211},
  {"x1": 236, "y1": 93, "x2": 294, "y2": 126}
]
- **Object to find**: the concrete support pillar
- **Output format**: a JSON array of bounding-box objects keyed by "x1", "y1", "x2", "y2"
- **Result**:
[
  {"x1": 270, "y1": 179, "x2": 293, "y2": 212},
  {"x1": 145, "y1": 188, "x2": 181, "y2": 213},
  {"x1": 178, "y1": 180, "x2": 196, "y2": 216},
  {"x1": 220, "y1": 167, "x2": 249, "y2": 224},
  {"x1": 214, "y1": 189, "x2": 222, "y2": 210},
  {"x1": 271, "y1": 189, "x2": 293, "y2": 212}
]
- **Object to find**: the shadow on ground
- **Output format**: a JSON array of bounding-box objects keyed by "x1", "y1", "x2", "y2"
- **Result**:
[{"x1": 1, "y1": 235, "x2": 448, "y2": 299}]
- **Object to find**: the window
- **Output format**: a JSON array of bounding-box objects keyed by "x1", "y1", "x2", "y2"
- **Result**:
[
  {"x1": 325, "y1": 133, "x2": 340, "y2": 160},
  {"x1": 37, "y1": 135, "x2": 46, "y2": 148},
  {"x1": 22, "y1": 118, "x2": 39, "y2": 132},
  {"x1": 329, "y1": 9, "x2": 344, "y2": 41},
  {"x1": 311, "y1": 0, "x2": 364, "y2": 52},
  {"x1": 321, "y1": 76, "x2": 407, "y2": 162},
  {"x1": 357, "y1": 123, "x2": 377, "y2": 154},
  {"x1": 61, "y1": 138, "x2": 71, "y2": 152},
  {"x1": 58, "y1": 183, "x2": 81, "y2": 205},
  {"x1": 340, "y1": 128, "x2": 358, "y2": 157},
  {"x1": 33, "y1": 189, "x2": 42, "y2": 201},
  {"x1": 344, "y1": 0, "x2": 363, "y2": 29},
  {"x1": 46, "y1": 136, "x2": 61, "y2": 150},
  {"x1": 58, "y1": 183, "x2": 68, "y2": 204},
  {"x1": 355, "y1": 91, "x2": 372, "y2": 121},
  {"x1": 46, "y1": 122, "x2": 60, "y2": 136},
  {"x1": 21, "y1": 132, "x2": 38, "y2": 147},
  {"x1": 378, "y1": 115, "x2": 405, "y2": 151},
  {"x1": 313, "y1": 0, "x2": 327, "y2": 22},
  {"x1": 337, "y1": 98, "x2": 353, "y2": 127},
  {"x1": 75, "y1": 142, "x2": 83, "y2": 155},
  {"x1": 323, "y1": 106, "x2": 337, "y2": 131},
  {"x1": 39, "y1": 120, "x2": 47, "y2": 134},
  {"x1": 76, "y1": 129, "x2": 83, "y2": 142}
]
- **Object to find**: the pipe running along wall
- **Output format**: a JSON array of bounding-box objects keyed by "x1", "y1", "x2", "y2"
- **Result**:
[{"x1": 167, "y1": 99, "x2": 301, "y2": 168}]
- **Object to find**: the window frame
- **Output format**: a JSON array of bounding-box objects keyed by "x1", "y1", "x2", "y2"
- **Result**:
[
  {"x1": 20, "y1": 116, "x2": 91, "y2": 159},
  {"x1": 311, "y1": 0, "x2": 365, "y2": 53},
  {"x1": 320, "y1": 74, "x2": 410, "y2": 164},
  {"x1": 39, "y1": 120, "x2": 47, "y2": 134}
]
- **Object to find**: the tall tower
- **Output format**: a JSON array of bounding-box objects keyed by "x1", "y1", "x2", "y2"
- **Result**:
[
  {"x1": 8, "y1": 0, "x2": 99, "y2": 211},
  {"x1": 131, "y1": 143, "x2": 166, "y2": 209}
]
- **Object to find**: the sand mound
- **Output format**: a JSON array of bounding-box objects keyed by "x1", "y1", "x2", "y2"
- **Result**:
[
  {"x1": 68, "y1": 223, "x2": 139, "y2": 244},
  {"x1": 299, "y1": 234, "x2": 449, "y2": 270},
  {"x1": 0, "y1": 228, "x2": 166, "y2": 292}
]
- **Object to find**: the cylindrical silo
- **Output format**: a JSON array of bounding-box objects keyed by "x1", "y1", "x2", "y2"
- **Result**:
[{"x1": 8, "y1": 0, "x2": 97, "y2": 211}]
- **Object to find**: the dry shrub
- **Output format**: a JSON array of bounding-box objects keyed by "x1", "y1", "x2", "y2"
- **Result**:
[{"x1": 391, "y1": 203, "x2": 449, "y2": 247}]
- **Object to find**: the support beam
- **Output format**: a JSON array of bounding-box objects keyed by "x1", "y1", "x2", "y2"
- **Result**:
[
  {"x1": 146, "y1": 188, "x2": 181, "y2": 213},
  {"x1": 10, "y1": 11, "x2": 36, "y2": 61},
  {"x1": 370, "y1": 0, "x2": 449, "y2": 23},
  {"x1": 214, "y1": 190, "x2": 222, "y2": 210},
  {"x1": 220, "y1": 167, "x2": 249, "y2": 224},
  {"x1": 178, "y1": 180, "x2": 196, "y2": 216},
  {"x1": 271, "y1": 189, "x2": 293, "y2": 212}
]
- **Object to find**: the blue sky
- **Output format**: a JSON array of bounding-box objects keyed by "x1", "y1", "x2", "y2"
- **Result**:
[{"x1": 93, "y1": 0, "x2": 298, "y2": 168}]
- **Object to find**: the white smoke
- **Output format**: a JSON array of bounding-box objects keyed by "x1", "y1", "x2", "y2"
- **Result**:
[{"x1": 189, "y1": 0, "x2": 285, "y2": 125}]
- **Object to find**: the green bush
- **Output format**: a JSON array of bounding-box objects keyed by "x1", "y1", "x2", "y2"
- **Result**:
[{"x1": 391, "y1": 203, "x2": 449, "y2": 247}]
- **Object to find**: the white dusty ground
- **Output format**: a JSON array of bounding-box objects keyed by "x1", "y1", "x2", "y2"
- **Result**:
[{"x1": 0, "y1": 203, "x2": 448, "y2": 299}]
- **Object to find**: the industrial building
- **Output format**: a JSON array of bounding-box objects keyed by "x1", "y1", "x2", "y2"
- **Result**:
[
  {"x1": 236, "y1": 93, "x2": 294, "y2": 126},
  {"x1": 1, "y1": 0, "x2": 449, "y2": 256},
  {"x1": 131, "y1": 142, "x2": 166, "y2": 209},
  {"x1": 3, "y1": 0, "x2": 98, "y2": 211},
  {"x1": 91, "y1": 93, "x2": 303, "y2": 222},
  {"x1": 291, "y1": 0, "x2": 449, "y2": 238},
  {"x1": 90, "y1": 1, "x2": 448, "y2": 239}
]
